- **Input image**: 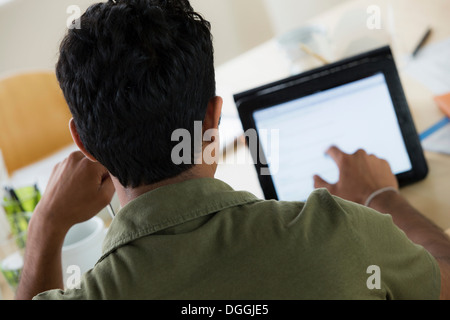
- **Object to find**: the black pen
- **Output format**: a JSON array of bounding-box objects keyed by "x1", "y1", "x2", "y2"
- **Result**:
[
  {"x1": 33, "y1": 183, "x2": 40, "y2": 209},
  {"x1": 412, "y1": 27, "x2": 432, "y2": 57},
  {"x1": 8, "y1": 187, "x2": 25, "y2": 213},
  {"x1": 107, "y1": 203, "x2": 116, "y2": 219}
]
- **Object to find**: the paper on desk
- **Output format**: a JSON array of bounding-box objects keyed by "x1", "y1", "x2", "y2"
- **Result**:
[
  {"x1": 404, "y1": 37, "x2": 450, "y2": 95},
  {"x1": 420, "y1": 117, "x2": 450, "y2": 155}
]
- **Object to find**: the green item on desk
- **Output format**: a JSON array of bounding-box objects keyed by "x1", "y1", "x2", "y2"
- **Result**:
[
  {"x1": 1, "y1": 185, "x2": 41, "y2": 247},
  {"x1": 3, "y1": 212, "x2": 30, "y2": 248},
  {"x1": 6, "y1": 185, "x2": 41, "y2": 213},
  {"x1": 0, "y1": 251, "x2": 23, "y2": 291}
]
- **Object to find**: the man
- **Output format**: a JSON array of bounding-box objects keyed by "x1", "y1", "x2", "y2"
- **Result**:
[{"x1": 16, "y1": 0, "x2": 450, "y2": 300}]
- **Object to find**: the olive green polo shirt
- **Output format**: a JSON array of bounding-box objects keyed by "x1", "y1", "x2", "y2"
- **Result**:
[{"x1": 34, "y1": 178, "x2": 440, "y2": 300}]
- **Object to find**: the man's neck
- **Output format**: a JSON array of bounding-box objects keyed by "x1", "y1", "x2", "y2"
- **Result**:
[{"x1": 112, "y1": 164, "x2": 216, "y2": 208}]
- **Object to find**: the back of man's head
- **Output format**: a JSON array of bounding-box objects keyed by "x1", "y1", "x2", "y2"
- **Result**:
[{"x1": 56, "y1": 0, "x2": 216, "y2": 188}]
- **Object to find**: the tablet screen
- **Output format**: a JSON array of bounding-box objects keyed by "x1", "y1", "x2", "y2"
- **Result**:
[{"x1": 252, "y1": 73, "x2": 412, "y2": 201}]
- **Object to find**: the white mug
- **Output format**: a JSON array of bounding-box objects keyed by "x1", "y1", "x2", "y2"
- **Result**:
[{"x1": 61, "y1": 216, "x2": 106, "y2": 287}]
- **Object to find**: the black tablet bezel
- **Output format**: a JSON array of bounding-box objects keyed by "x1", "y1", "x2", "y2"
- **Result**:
[{"x1": 234, "y1": 46, "x2": 428, "y2": 201}]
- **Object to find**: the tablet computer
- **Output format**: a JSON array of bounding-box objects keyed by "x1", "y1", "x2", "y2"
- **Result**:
[{"x1": 234, "y1": 46, "x2": 428, "y2": 201}]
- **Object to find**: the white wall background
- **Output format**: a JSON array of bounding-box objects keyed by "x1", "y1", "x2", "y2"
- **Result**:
[
  {"x1": 262, "y1": 0, "x2": 346, "y2": 36},
  {"x1": 0, "y1": 0, "x2": 97, "y2": 75},
  {"x1": 0, "y1": 0, "x2": 347, "y2": 75},
  {"x1": 191, "y1": 0, "x2": 275, "y2": 65}
]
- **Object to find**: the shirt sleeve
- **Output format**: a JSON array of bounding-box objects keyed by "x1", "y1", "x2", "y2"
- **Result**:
[
  {"x1": 33, "y1": 257, "x2": 114, "y2": 300},
  {"x1": 336, "y1": 196, "x2": 441, "y2": 300},
  {"x1": 33, "y1": 247, "x2": 141, "y2": 300},
  {"x1": 32, "y1": 271, "x2": 99, "y2": 300}
]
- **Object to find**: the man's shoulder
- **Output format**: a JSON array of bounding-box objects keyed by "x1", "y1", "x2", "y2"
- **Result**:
[
  {"x1": 241, "y1": 188, "x2": 379, "y2": 226},
  {"x1": 238, "y1": 188, "x2": 400, "y2": 250}
]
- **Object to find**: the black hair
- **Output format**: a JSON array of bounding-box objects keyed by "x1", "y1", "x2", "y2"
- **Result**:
[{"x1": 56, "y1": 0, "x2": 215, "y2": 188}]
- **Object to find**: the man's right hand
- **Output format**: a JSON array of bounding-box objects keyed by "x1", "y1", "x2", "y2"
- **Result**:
[
  {"x1": 313, "y1": 146, "x2": 450, "y2": 300},
  {"x1": 16, "y1": 151, "x2": 115, "y2": 300},
  {"x1": 33, "y1": 151, "x2": 115, "y2": 233},
  {"x1": 313, "y1": 146, "x2": 399, "y2": 205}
]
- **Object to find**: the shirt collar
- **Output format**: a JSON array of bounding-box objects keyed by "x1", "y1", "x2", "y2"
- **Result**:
[{"x1": 101, "y1": 178, "x2": 260, "y2": 257}]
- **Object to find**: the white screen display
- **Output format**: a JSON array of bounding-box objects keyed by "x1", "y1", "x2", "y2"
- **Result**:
[{"x1": 253, "y1": 73, "x2": 412, "y2": 201}]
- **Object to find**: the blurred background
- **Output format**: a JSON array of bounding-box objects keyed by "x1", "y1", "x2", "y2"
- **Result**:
[
  {"x1": 2, "y1": 0, "x2": 398, "y2": 200},
  {"x1": 0, "y1": 0, "x2": 446, "y2": 232},
  {"x1": 1, "y1": 0, "x2": 437, "y2": 80},
  {"x1": 0, "y1": 0, "x2": 347, "y2": 73}
]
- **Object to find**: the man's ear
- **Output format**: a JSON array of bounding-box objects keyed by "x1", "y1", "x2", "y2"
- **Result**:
[
  {"x1": 69, "y1": 118, "x2": 98, "y2": 162},
  {"x1": 203, "y1": 96, "x2": 223, "y2": 132}
]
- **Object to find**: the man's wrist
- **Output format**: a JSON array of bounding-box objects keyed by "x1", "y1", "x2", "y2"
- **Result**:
[
  {"x1": 29, "y1": 207, "x2": 71, "y2": 244},
  {"x1": 16, "y1": 208, "x2": 67, "y2": 300},
  {"x1": 366, "y1": 189, "x2": 404, "y2": 213},
  {"x1": 364, "y1": 187, "x2": 399, "y2": 207}
]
